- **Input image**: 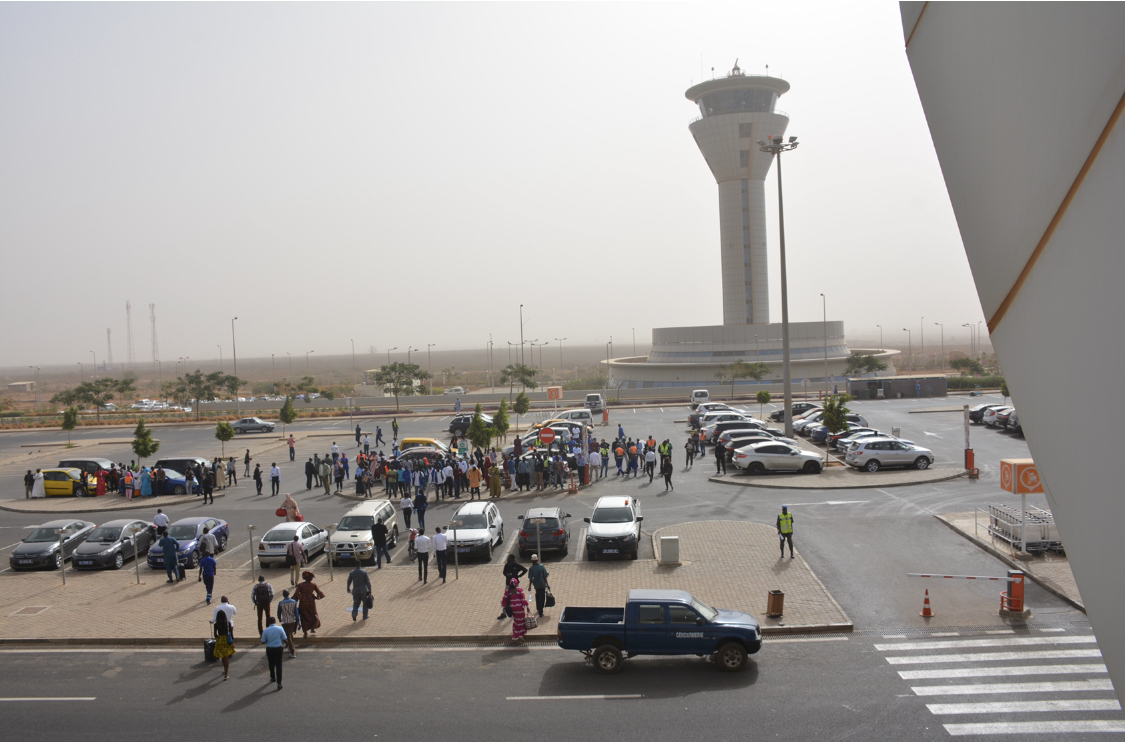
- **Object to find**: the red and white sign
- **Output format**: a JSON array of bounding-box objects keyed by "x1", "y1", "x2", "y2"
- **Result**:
[
  {"x1": 538, "y1": 428, "x2": 556, "y2": 444},
  {"x1": 546, "y1": 386, "x2": 563, "y2": 400}
]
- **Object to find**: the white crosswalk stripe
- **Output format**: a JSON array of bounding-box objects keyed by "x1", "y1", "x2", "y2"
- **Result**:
[{"x1": 874, "y1": 631, "x2": 1122, "y2": 737}]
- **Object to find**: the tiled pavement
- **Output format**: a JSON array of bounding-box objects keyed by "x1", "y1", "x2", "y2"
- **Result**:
[
  {"x1": 709, "y1": 466, "x2": 969, "y2": 490},
  {"x1": 936, "y1": 512, "x2": 1084, "y2": 610},
  {"x1": 0, "y1": 521, "x2": 850, "y2": 644}
]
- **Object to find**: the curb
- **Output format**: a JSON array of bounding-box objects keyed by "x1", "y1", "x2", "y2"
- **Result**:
[
  {"x1": 330, "y1": 482, "x2": 598, "y2": 504},
  {"x1": 932, "y1": 514, "x2": 1086, "y2": 612},
  {"x1": 707, "y1": 469, "x2": 969, "y2": 490},
  {"x1": 0, "y1": 622, "x2": 851, "y2": 648},
  {"x1": 0, "y1": 491, "x2": 228, "y2": 514}
]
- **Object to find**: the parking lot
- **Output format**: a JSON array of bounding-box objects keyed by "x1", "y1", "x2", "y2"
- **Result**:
[{"x1": 0, "y1": 393, "x2": 1077, "y2": 632}]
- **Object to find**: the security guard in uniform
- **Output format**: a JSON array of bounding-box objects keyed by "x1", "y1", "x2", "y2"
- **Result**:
[
  {"x1": 776, "y1": 506, "x2": 794, "y2": 559},
  {"x1": 657, "y1": 439, "x2": 673, "y2": 467}
]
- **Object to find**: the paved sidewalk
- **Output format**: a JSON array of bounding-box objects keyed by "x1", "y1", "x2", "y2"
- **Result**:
[
  {"x1": 0, "y1": 521, "x2": 849, "y2": 645},
  {"x1": 936, "y1": 512, "x2": 1084, "y2": 610},
  {"x1": 709, "y1": 466, "x2": 969, "y2": 490},
  {"x1": 0, "y1": 490, "x2": 229, "y2": 514}
]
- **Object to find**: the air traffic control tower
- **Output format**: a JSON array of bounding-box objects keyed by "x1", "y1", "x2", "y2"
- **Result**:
[{"x1": 685, "y1": 66, "x2": 790, "y2": 326}]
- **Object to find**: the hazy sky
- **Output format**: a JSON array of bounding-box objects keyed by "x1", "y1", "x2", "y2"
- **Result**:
[{"x1": 0, "y1": 2, "x2": 984, "y2": 368}]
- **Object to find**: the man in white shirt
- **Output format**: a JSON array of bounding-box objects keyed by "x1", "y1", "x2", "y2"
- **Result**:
[
  {"x1": 644, "y1": 449, "x2": 657, "y2": 482},
  {"x1": 270, "y1": 463, "x2": 282, "y2": 496},
  {"x1": 441, "y1": 462, "x2": 454, "y2": 500},
  {"x1": 331, "y1": 442, "x2": 341, "y2": 461},
  {"x1": 213, "y1": 596, "x2": 237, "y2": 627},
  {"x1": 362, "y1": 435, "x2": 371, "y2": 455},
  {"x1": 432, "y1": 526, "x2": 448, "y2": 583},
  {"x1": 153, "y1": 509, "x2": 169, "y2": 531},
  {"x1": 414, "y1": 528, "x2": 432, "y2": 584},
  {"x1": 589, "y1": 449, "x2": 603, "y2": 481}
]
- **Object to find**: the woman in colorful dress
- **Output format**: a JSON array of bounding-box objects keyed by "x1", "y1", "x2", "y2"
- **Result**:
[
  {"x1": 281, "y1": 493, "x2": 300, "y2": 522},
  {"x1": 124, "y1": 470, "x2": 134, "y2": 501},
  {"x1": 95, "y1": 468, "x2": 106, "y2": 497},
  {"x1": 500, "y1": 578, "x2": 529, "y2": 641},
  {"x1": 293, "y1": 570, "x2": 325, "y2": 639},
  {"x1": 212, "y1": 607, "x2": 236, "y2": 680}
]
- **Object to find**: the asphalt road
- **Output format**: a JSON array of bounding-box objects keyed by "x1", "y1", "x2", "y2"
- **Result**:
[{"x1": 2, "y1": 623, "x2": 1119, "y2": 742}]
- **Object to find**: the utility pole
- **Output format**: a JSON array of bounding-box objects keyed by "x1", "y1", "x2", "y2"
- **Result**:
[
  {"x1": 217, "y1": 345, "x2": 223, "y2": 372},
  {"x1": 821, "y1": 294, "x2": 829, "y2": 399},
  {"x1": 351, "y1": 339, "x2": 356, "y2": 388},
  {"x1": 287, "y1": 352, "x2": 292, "y2": 379},
  {"x1": 386, "y1": 347, "x2": 396, "y2": 367},
  {"x1": 91, "y1": 350, "x2": 97, "y2": 381},
  {"x1": 519, "y1": 304, "x2": 525, "y2": 366},
  {"x1": 934, "y1": 323, "x2": 945, "y2": 372},
  {"x1": 555, "y1": 337, "x2": 566, "y2": 378},
  {"x1": 427, "y1": 344, "x2": 436, "y2": 394},
  {"x1": 920, "y1": 316, "x2": 925, "y2": 371},
  {"x1": 903, "y1": 329, "x2": 912, "y2": 373},
  {"x1": 307, "y1": 350, "x2": 314, "y2": 374}
]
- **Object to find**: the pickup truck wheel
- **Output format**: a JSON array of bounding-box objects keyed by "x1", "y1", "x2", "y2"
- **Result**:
[
  {"x1": 716, "y1": 642, "x2": 748, "y2": 672},
  {"x1": 593, "y1": 645, "x2": 623, "y2": 675}
]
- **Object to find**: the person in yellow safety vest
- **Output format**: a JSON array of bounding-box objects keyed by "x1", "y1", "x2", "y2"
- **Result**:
[
  {"x1": 776, "y1": 506, "x2": 794, "y2": 559},
  {"x1": 657, "y1": 439, "x2": 672, "y2": 466}
]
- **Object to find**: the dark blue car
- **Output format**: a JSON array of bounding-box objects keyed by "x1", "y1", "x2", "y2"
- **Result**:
[{"x1": 147, "y1": 516, "x2": 228, "y2": 569}]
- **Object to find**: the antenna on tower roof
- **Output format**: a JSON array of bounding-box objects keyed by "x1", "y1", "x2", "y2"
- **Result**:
[
  {"x1": 766, "y1": 64, "x2": 769, "y2": 76},
  {"x1": 732, "y1": 59, "x2": 741, "y2": 75}
]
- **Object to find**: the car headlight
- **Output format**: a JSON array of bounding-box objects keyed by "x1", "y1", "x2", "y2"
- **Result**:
[
  {"x1": 623, "y1": 533, "x2": 637, "y2": 542},
  {"x1": 97, "y1": 548, "x2": 114, "y2": 556},
  {"x1": 360, "y1": 542, "x2": 373, "y2": 549}
]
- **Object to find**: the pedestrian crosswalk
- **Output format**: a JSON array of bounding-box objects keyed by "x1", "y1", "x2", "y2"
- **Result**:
[{"x1": 875, "y1": 630, "x2": 1124, "y2": 736}]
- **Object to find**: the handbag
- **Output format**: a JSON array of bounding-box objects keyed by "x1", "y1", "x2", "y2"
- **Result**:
[
  {"x1": 363, "y1": 593, "x2": 374, "y2": 610},
  {"x1": 275, "y1": 508, "x2": 287, "y2": 517},
  {"x1": 544, "y1": 590, "x2": 556, "y2": 608},
  {"x1": 525, "y1": 614, "x2": 538, "y2": 630}
]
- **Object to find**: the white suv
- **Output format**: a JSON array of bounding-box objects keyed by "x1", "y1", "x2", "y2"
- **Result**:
[
  {"x1": 584, "y1": 496, "x2": 643, "y2": 561},
  {"x1": 448, "y1": 501, "x2": 504, "y2": 561},
  {"x1": 845, "y1": 437, "x2": 934, "y2": 472}
]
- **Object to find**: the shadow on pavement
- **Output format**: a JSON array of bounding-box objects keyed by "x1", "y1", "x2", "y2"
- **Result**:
[{"x1": 536, "y1": 655, "x2": 759, "y2": 697}]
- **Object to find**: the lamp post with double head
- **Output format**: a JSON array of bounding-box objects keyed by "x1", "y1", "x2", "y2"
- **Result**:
[{"x1": 757, "y1": 134, "x2": 799, "y2": 436}]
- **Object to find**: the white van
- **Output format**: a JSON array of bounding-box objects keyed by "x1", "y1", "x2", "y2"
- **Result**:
[
  {"x1": 691, "y1": 389, "x2": 710, "y2": 408},
  {"x1": 584, "y1": 393, "x2": 605, "y2": 413},
  {"x1": 328, "y1": 500, "x2": 399, "y2": 566},
  {"x1": 443, "y1": 386, "x2": 465, "y2": 396},
  {"x1": 555, "y1": 408, "x2": 594, "y2": 425}
]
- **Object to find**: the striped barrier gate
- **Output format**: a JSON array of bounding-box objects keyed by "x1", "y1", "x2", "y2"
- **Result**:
[{"x1": 909, "y1": 570, "x2": 1026, "y2": 613}]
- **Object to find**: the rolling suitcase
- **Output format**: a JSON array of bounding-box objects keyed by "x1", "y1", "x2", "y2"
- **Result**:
[
  {"x1": 178, "y1": 563, "x2": 186, "y2": 581},
  {"x1": 204, "y1": 639, "x2": 217, "y2": 663}
]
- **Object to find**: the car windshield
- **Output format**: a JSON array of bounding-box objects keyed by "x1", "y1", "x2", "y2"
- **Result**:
[
  {"x1": 26, "y1": 528, "x2": 63, "y2": 543},
  {"x1": 338, "y1": 516, "x2": 374, "y2": 531},
  {"x1": 592, "y1": 507, "x2": 634, "y2": 524},
  {"x1": 162, "y1": 468, "x2": 184, "y2": 479},
  {"x1": 168, "y1": 525, "x2": 198, "y2": 539},
  {"x1": 691, "y1": 597, "x2": 719, "y2": 622},
  {"x1": 263, "y1": 529, "x2": 299, "y2": 542},
  {"x1": 452, "y1": 514, "x2": 488, "y2": 529},
  {"x1": 86, "y1": 527, "x2": 122, "y2": 542},
  {"x1": 522, "y1": 517, "x2": 559, "y2": 531}
]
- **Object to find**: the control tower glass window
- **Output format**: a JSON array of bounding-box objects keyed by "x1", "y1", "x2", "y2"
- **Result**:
[{"x1": 698, "y1": 89, "x2": 777, "y2": 117}]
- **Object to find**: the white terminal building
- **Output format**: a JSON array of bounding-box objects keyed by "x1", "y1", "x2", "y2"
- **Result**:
[{"x1": 605, "y1": 65, "x2": 895, "y2": 391}]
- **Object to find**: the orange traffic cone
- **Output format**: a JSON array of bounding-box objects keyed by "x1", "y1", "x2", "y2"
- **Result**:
[{"x1": 920, "y1": 588, "x2": 934, "y2": 617}]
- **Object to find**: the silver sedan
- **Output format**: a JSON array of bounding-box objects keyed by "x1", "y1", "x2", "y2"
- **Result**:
[
  {"x1": 732, "y1": 441, "x2": 823, "y2": 475},
  {"x1": 258, "y1": 521, "x2": 328, "y2": 568}
]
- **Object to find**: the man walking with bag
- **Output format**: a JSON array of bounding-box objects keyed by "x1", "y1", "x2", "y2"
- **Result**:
[
  {"x1": 414, "y1": 528, "x2": 431, "y2": 585},
  {"x1": 528, "y1": 554, "x2": 551, "y2": 618},
  {"x1": 285, "y1": 535, "x2": 304, "y2": 586},
  {"x1": 432, "y1": 526, "x2": 448, "y2": 583},
  {"x1": 252, "y1": 574, "x2": 275, "y2": 636},
  {"x1": 346, "y1": 563, "x2": 372, "y2": 621}
]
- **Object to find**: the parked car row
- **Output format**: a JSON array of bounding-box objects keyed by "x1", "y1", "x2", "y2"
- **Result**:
[{"x1": 971, "y1": 403, "x2": 1023, "y2": 435}]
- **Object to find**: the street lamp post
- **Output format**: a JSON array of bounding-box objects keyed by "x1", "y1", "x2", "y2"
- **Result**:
[
  {"x1": 427, "y1": 344, "x2": 436, "y2": 394},
  {"x1": 920, "y1": 317, "x2": 925, "y2": 371},
  {"x1": 903, "y1": 329, "x2": 913, "y2": 373},
  {"x1": 217, "y1": 345, "x2": 223, "y2": 372},
  {"x1": 351, "y1": 339, "x2": 356, "y2": 388},
  {"x1": 877, "y1": 324, "x2": 883, "y2": 350},
  {"x1": 231, "y1": 317, "x2": 239, "y2": 414},
  {"x1": 820, "y1": 294, "x2": 829, "y2": 399},
  {"x1": 407, "y1": 347, "x2": 418, "y2": 365},
  {"x1": 271, "y1": 354, "x2": 275, "y2": 389},
  {"x1": 555, "y1": 338, "x2": 566, "y2": 378},
  {"x1": 519, "y1": 305, "x2": 525, "y2": 366},
  {"x1": 77, "y1": 362, "x2": 83, "y2": 384},
  {"x1": 287, "y1": 352, "x2": 292, "y2": 379},
  {"x1": 962, "y1": 323, "x2": 974, "y2": 362},
  {"x1": 758, "y1": 134, "x2": 799, "y2": 436},
  {"x1": 386, "y1": 347, "x2": 396, "y2": 367},
  {"x1": 632, "y1": 328, "x2": 636, "y2": 358},
  {"x1": 91, "y1": 350, "x2": 97, "y2": 381},
  {"x1": 306, "y1": 350, "x2": 314, "y2": 375},
  {"x1": 507, "y1": 341, "x2": 517, "y2": 366},
  {"x1": 934, "y1": 323, "x2": 945, "y2": 372},
  {"x1": 488, "y1": 334, "x2": 494, "y2": 390}
]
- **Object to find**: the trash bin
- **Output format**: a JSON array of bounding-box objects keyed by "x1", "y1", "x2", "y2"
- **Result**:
[{"x1": 766, "y1": 589, "x2": 785, "y2": 617}]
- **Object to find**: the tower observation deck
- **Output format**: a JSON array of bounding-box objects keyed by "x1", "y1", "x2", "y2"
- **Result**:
[{"x1": 686, "y1": 66, "x2": 790, "y2": 325}]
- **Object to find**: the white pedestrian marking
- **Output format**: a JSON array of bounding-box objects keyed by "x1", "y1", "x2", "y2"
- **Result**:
[
  {"x1": 0, "y1": 697, "x2": 96, "y2": 702},
  {"x1": 924, "y1": 431, "x2": 941, "y2": 437},
  {"x1": 766, "y1": 637, "x2": 848, "y2": 644},
  {"x1": 930, "y1": 632, "x2": 960, "y2": 637},
  {"x1": 943, "y1": 720, "x2": 1125, "y2": 736},
  {"x1": 659, "y1": 408, "x2": 664, "y2": 413},
  {"x1": 927, "y1": 699, "x2": 1121, "y2": 715},
  {"x1": 1039, "y1": 627, "x2": 1067, "y2": 632},
  {"x1": 507, "y1": 695, "x2": 643, "y2": 701},
  {"x1": 875, "y1": 635, "x2": 1097, "y2": 651},
  {"x1": 911, "y1": 679, "x2": 1114, "y2": 696},
  {"x1": 886, "y1": 648, "x2": 1102, "y2": 665},
  {"x1": 898, "y1": 663, "x2": 1107, "y2": 680}
]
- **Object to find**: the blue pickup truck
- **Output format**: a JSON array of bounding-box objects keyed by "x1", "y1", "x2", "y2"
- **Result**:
[{"x1": 556, "y1": 589, "x2": 762, "y2": 674}]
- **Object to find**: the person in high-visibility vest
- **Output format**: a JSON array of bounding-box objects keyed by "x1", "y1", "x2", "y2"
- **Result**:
[{"x1": 776, "y1": 506, "x2": 794, "y2": 559}]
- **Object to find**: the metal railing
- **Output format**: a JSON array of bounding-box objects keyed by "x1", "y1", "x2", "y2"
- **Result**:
[{"x1": 688, "y1": 109, "x2": 789, "y2": 126}]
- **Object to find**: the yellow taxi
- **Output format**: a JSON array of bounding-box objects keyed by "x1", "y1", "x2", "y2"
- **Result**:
[
  {"x1": 40, "y1": 468, "x2": 91, "y2": 497},
  {"x1": 399, "y1": 437, "x2": 450, "y2": 454}
]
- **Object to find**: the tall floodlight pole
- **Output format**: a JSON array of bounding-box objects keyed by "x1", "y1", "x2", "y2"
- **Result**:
[
  {"x1": 758, "y1": 134, "x2": 799, "y2": 436},
  {"x1": 903, "y1": 329, "x2": 912, "y2": 372},
  {"x1": 519, "y1": 304, "x2": 525, "y2": 366},
  {"x1": 821, "y1": 294, "x2": 829, "y2": 399},
  {"x1": 231, "y1": 317, "x2": 239, "y2": 414},
  {"x1": 287, "y1": 352, "x2": 292, "y2": 379},
  {"x1": 555, "y1": 338, "x2": 566, "y2": 378},
  {"x1": 351, "y1": 339, "x2": 356, "y2": 388},
  {"x1": 307, "y1": 350, "x2": 314, "y2": 374},
  {"x1": 91, "y1": 350, "x2": 97, "y2": 381},
  {"x1": 77, "y1": 362, "x2": 83, "y2": 384},
  {"x1": 632, "y1": 328, "x2": 636, "y2": 357},
  {"x1": 427, "y1": 344, "x2": 436, "y2": 394},
  {"x1": 934, "y1": 323, "x2": 945, "y2": 372},
  {"x1": 489, "y1": 333, "x2": 494, "y2": 389},
  {"x1": 217, "y1": 345, "x2": 223, "y2": 372},
  {"x1": 920, "y1": 317, "x2": 925, "y2": 371},
  {"x1": 386, "y1": 347, "x2": 396, "y2": 367}
]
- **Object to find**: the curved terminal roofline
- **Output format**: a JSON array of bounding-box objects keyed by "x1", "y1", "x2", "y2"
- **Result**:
[{"x1": 685, "y1": 74, "x2": 791, "y2": 103}]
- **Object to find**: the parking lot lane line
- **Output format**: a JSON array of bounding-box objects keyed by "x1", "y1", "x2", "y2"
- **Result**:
[
  {"x1": 0, "y1": 698, "x2": 97, "y2": 702},
  {"x1": 501, "y1": 529, "x2": 518, "y2": 561},
  {"x1": 1, "y1": 541, "x2": 23, "y2": 553},
  {"x1": 766, "y1": 637, "x2": 849, "y2": 644},
  {"x1": 507, "y1": 695, "x2": 643, "y2": 701},
  {"x1": 576, "y1": 528, "x2": 587, "y2": 561},
  {"x1": 214, "y1": 539, "x2": 250, "y2": 562}
]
